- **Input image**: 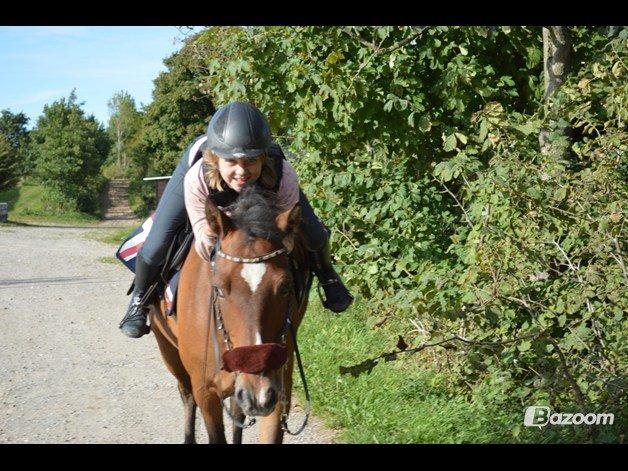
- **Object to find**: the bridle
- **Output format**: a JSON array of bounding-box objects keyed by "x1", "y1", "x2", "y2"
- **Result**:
[{"x1": 205, "y1": 239, "x2": 311, "y2": 435}]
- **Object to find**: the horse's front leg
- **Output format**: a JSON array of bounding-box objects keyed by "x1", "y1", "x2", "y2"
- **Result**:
[
  {"x1": 259, "y1": 363, "x2": 294, "y2": 444},
  {"x1": 178, "y1": 382, "x2": 197, "y2": 444},
  {"x1": 192, "y1": 384, "x2": 227, "y2": 444},
  {"x1": 258, "y1": 403, "x2": 285, "y2": 444},
  {"x1": 230, "y1": 396, "x2": 246, "y2": 444}
]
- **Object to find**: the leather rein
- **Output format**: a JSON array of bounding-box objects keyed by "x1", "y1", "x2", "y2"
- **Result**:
[{"x1": 205, "y1": 240, "x2": 311, "y2": 435}]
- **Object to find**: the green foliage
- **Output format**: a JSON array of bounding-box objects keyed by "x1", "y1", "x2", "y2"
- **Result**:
[
  {"x1": 135, "y1": 33, "x2": 214, "y2": 177},
  {"x1": 187, "y1": 26, "x2": 626, "y2": 441},
  {"x1": 29, "y1": 90, "x2": 110, "y2": 214},
  {"x1": 424, "y1": 35, "x2": 627, "y2": 432},
  {"x1": 297, "y1": 297, "x2": 619, "y2": 443},
  {"x1": 0, "y1": 134, "x2": 20, "y2": 190},
  {"x1": 131, "y1": 33, "x2": 214, "y2": 216},
  {"x1": 0, "y1": 109, "x2": 30, "y2": 177},
  {"x1": 192, "y1": 26, "x2": 544, "y2": 306},
  {"x1": 103, "y1": 91, "x2": 143, "y2": 179}
]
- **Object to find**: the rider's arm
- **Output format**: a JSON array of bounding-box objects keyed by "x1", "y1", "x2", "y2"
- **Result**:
[
  {"x1": 184, "y1": 159, "x2": 216, "y2": 261},
  {"x1": 276, "y1": 159, "x2": 300, "y2": 212}
]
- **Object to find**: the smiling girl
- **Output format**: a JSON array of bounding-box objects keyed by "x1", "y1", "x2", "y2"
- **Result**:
[{"x1": 119, "y1": 102, "x2": 353, "y2": 338}]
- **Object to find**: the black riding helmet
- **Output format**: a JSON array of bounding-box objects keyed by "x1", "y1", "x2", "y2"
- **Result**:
[{"x1": 205, "y1": 101, "x2": 272, "y2": 159}]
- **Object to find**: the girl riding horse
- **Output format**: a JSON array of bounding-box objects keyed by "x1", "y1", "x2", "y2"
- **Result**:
[{"x1": 119, "y1": 101, "x2": 353, "y2": 338}]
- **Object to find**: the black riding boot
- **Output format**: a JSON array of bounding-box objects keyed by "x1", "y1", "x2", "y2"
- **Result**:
[
  {"x1": 119, "y1": 253, "x2": 161, "y2": 338},
  {"x1": 310, "y1": 240, "x2": 353, "y2": 313}
]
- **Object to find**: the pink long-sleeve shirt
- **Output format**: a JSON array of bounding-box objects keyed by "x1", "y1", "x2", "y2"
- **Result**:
[{"x1": 183, "y1": 158, "x2": 300, "y2": 261}]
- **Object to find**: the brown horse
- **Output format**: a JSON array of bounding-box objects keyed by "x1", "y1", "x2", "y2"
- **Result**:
[{"x1": 148, "y1": 185, "x2": 310, "y2": 444}]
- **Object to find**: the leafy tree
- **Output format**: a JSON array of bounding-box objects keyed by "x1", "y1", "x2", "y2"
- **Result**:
[
  {"x1": 135, "y1": 32, "x2": 214, "y2": 178},
  {"x1": 106, "y1": 91, "x2": 143, "y2": 175},
  {"x1": 29, "y1": 90, "x2": 110, "y2": 213},
  {"x1": 129, "y1": 32, "x2": 214, "y2": 215},
  {"x1": 0, "y1": 109, "x2": 30, "y2": 177},
  {"x1": 427, "y1": 32, "x2": 627, "y2": 440},
  {"x1": 0, "y1": 134, "x2": 19, "y2": 190}
]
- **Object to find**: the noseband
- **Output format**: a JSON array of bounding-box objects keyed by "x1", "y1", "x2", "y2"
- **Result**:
[{"x1": 207, "y1": 241, "x2": 310, "y2": 435}]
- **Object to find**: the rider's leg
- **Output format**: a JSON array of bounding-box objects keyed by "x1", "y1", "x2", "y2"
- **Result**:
[
  {"x1": 120, "y1": 154, "x2": 191, "y2": 338},
  {"x1": 119, "y1": 252, "x2": 160, "y2": 338},
  {"x1": 298, "y1": 189, "x2": 353, "y2": 313}
]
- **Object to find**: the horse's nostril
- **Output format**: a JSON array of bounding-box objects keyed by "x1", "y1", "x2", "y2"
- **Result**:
[{"x1": 236, "y1": 388, "x2": 246, "y2": 404}]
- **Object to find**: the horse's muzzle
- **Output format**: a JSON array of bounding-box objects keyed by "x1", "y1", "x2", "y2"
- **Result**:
[{"x1": 222, "y1": 343, "x2": 288, "y2": 374}]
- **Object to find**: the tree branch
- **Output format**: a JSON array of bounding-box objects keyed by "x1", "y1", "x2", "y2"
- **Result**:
[
  {"x1": 340, "y1": 330, "x2": 545, "y2": 378},
  {"x1": 435, "y1": 178, "x2": 474, "y2": 228},
  {"x1": 610, "y1": 236, "x2": 628, "y2": 284},
  {"x1": 552, "y1": 238, "x2": 578, "y2": 272},
  {"x1": 552, "y1": 238, "x2": 595, "y2": 314},
  {"x1": 548, "y1": 337, "x2": 588, "y2": 412}
]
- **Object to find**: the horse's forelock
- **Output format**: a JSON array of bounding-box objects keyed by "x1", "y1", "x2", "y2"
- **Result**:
[{"x1": 226, "y1": 184, "x2": 284, "y2": 244}]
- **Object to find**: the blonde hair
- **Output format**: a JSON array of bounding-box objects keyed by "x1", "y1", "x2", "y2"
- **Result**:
[{"x1": 202, "y1": 150, "x2": 278, "y2": 192}]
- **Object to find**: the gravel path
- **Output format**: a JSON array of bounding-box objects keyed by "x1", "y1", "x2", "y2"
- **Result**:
[{"x1": 0, "y1": 223, "x2": 339, "y2": 444}]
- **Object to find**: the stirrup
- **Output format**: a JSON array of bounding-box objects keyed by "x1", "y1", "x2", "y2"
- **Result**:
[
  {"x1": 119, "y1": 307, "x2": 147, "y2": 327},
  {"x1": 316, "y1": 278, "x2": 334, "y2": 305}
]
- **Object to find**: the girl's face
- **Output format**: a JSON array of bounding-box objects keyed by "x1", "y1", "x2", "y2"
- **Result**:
[{"x1": 217, "y1": 155, "x2": 263, "y2": 192}]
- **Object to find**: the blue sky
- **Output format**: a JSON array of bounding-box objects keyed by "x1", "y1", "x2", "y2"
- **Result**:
[{"x1": 0, "y1": 26, "x2": 203, "y2": 129}]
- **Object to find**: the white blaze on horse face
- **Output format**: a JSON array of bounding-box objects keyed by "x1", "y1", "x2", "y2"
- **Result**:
[
  {"x1": 240, "y1": 262, "x2": 267, "y2": 294},
  {"x1": 255, "y1": 331, "x2": 263, "y2": 345}
]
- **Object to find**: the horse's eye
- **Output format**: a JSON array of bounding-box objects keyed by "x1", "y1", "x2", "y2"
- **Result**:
[{"x1": 278, "y1": 283, "x2": 292, "y2": 297}]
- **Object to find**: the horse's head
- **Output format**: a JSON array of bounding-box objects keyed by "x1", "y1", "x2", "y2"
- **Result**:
[{"x1": 205, "y1": 184, "x2": 302, "y2": 417}]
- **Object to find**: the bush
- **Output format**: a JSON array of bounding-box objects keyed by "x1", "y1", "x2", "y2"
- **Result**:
[
  {"x1": 423, "y1": 34, "x2": 627, "y2": 436},
  {"x1": 187, "y1": 27, "x2": 626, "y2": 441}
]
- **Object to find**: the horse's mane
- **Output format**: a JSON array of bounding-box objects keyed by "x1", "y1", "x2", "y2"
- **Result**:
[
  {"x1": 223, "y1": 183, "x2": 309, "y2": 269},
  {"x1": 225, "y1": 183, "x2": 284, "y2": 244}
]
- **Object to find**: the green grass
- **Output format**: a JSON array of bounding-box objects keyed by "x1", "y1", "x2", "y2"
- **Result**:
[
  {"x1": 292, "y1": 296, "x2": 576, "y2": 444},
  {"x1": 0, "y1": 180, "x2": 100, "y2": 225},
  {"x1": 97, "y1": 256, "x2": 119, "y2": 264},
  {"x1": 85, "y1": 225, "x2": 137, "y2": 246}
]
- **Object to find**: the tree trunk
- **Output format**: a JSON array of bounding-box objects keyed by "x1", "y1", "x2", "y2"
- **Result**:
[
  {"x1": 543, "y1": 27, "x2": 573, "y2": 98},
  {"x1": 539, "y1": 27, "x2": 573, "y2": 155},
  {"x1": 116, "y1": 121, "x2": 124, "y2": 168}
]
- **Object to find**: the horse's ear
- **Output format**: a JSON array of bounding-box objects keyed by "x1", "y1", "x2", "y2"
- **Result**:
[
  {"x1": 276, "y1": 204, "x2": 301, "y2": 252},
  {"x1": 205, "y1": 195, "x2": 232, "y2": 237}
]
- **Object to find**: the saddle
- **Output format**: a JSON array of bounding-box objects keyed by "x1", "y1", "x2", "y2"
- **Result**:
[{"x1": 117, "y1": 219, "x2": 194, "y2": 316}]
